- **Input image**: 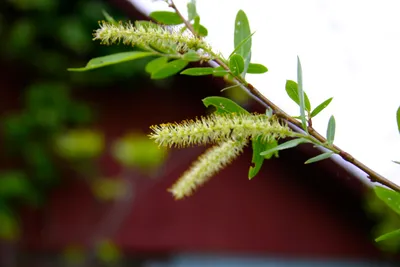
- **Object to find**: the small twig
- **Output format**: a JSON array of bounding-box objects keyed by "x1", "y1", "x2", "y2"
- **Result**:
[{"x1": 168, "y1": 1, "x2": 400, "y2": 192}]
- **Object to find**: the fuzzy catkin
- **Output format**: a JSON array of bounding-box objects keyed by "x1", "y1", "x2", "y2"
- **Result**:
[
  {"x1": 93, "y1": 21, "x2": 212, "y2": 54},
  {"x1": 149, "y1": 113, "x2": 293, "y2": 148},
  {"x1": 169, "y1": 140, "x2": 247, "y2": 199}
]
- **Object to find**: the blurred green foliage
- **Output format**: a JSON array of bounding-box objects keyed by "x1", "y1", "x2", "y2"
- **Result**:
[
  {"x1": 1, "y1": 0, "x2": 149, "y2": 85},
  {"x1": 0, "y1": 0, "x2": 161, "y2": 245},
  {"x1": 55, "y1": 129, "x2": 104, "y2": 160},
  {"x1": 112, "y1": 132, "x2": 167, "y2": 172}
]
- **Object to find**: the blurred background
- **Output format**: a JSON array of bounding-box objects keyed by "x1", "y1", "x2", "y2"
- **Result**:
[
  {"x1": 1, "y1": 0, "x2": 400, "y2": 266},
  {"x1": 0, "y1": 0, "x2": 172, "y2": 265}
]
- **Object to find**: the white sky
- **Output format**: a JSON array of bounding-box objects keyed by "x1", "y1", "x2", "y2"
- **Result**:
[{"x1": 131, "y1": 0, "x2": 400, "y2": 186}]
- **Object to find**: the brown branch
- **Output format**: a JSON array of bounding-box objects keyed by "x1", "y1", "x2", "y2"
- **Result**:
[{"x1": 168, "y1": 0, "x2": 400, "y2": 192}]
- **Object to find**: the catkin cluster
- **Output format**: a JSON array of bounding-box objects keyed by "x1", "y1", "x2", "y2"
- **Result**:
[{"x1": 149, "y1": 113, "x2": 293, "y2": 199}]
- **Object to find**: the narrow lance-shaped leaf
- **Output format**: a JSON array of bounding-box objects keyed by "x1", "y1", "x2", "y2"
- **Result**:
[
  {"x1": 234, "y1": 10, "x2": 252, "y2": 62},
  {"x1": 151, "y1": 59, "x2": 189, "y2": 79},
  {"x1": 375, "y1": 228, "x2": 400, "y2": 242},
  {"x1": 297, "y1": 57, "x2": 308, "y2": 131},
  {"x1": 326, "y1": 115, "x2": 336, "y2": 145},
  {"x1": 285, "y1": 80, "x2": 311, "y2": 112},
  {"x1": 304, "y1": 151, "x2": 334, "y2": 164},
  {"x1": 202, "y1": 96, "x2": 249, "y2": 114},
  {"x1": 181, "y1": 67, "x2": 214, "y2": 76},
  {"x1": 68, "y1": 52, "x2": 154, "y2": 72},
  {"x1": 310, "y1": 97, "x2": 333, "y2": 118},
  {"x1": 260, "y1": 138, "x2": 310, "y2": 156},
  {"x1": 149, "y1": 11, "x2": 183, "y2": 25}
]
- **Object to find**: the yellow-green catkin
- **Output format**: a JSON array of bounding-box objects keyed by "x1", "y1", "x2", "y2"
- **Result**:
[
  {"x1": 168, "y1": 140, "x2": 246, "y2": 199},
  {"x1": 93, "y1": 21, "x2": 212, "y2": 55},
  {"x1": 149, "y1": 113, "x2": 293, "y2": 148}
]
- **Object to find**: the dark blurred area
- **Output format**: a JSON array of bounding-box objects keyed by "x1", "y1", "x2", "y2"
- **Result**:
[{"x1": 0, "y1": 0, "x2": 170, "y2": 265}]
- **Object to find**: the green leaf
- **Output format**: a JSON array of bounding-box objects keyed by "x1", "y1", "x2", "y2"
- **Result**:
[
  {"x1": 102, "y1": 10, "x2": 116, "y2": 24},
  {"x1": 212, "y1": 66, "x2": 229, "y2": 77},
  {"x1": 297, "y1": 57, "x2": 308, "y2": 131},
  {"x1": 182, "y1": 51, "x2": 201, "y2": 62},
  {"x1": 375, "y1": 228, "x2": 400, "y2": 242},
  {"x1": 285, "y1": 80, "x2": 311, "y2": 112},
  {"x1": 149, "y1": 11, "x2": 183, "y2": 25},
  {"x1": 260, "y1": 138, "x2": 310, "y2": 156},
  {"x1": 192, "y1": 16, "x2": 208, "y2": 37},
  {"x1": 397, "y1": 106, "x2": 400, "y2": 134},
  {"x1": 181, "y1": 67, "x2": 214, "y2": 76},
  {"x1": 68, "y1": 52, "x2": 154, "y2": 72},
  {"x1": 202, "y1": 96, "x2": 249, "y2": 114},
  {"x1": 247, "y1": 63, "x2": 268, "y2": 74},
  {"x1": 229, "y1": 54, "x2": 245, "y2": 76},
  {"x1": 304, "y1": 151, "x2": 334, "y2": 164},
  {"x1": 374, "y1": 186, "x2": 400, "y2": 215},
  {"x1": 234, "y1": 10, "x2": 252, "y2": 61},
  {"x1": 187, "y1": 0, "x2": 197, "y2": 21},
  {"x1": 248, "y1": 138, "x2": 266, "y2": 179},
  {"x1": 151, "y1": 59, "x2": 189, "y2": 79},
  {"x1": 310, "y1": 97, "x2": 333, "y2": 118},
  {"x1": 242, "y1": 52, "x2": 251, "y2": 78},
  {"x1": 145, "y1": 56, "x2": 169, "y2": 74},
  {"x1": 193, "y1": 16, "x2": 200, "y2": 32},
  {"x1": 248, "y1": 139, "x2": 279, "y2": 180},
  {"x1": 327, "y1": 115, "x2": 336, "y2": 145},
  {"x1": 263, "y1": 139, "x2": 279, "y2": 159},
  {"x1": 229, "y1": 32, "x2": 255, "y2": 58},
  {"x1": 197, "y1": 24, "x2": 208, "y2": 37},
  {"x1": 393, "y1": 160, "x2": 400, "y2": 165}
]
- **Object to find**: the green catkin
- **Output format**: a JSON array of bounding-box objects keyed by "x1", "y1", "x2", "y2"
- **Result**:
[
  {"x1": 93, "y1": 21, "x2": 213, "y2": 57},
  {"x1": 149, "y1": 113, "x2": 294, "y2": 199},
  {"x1": 149, "y1": 113, "x2": 293, "y2": 148},
  {"x1": 169, "y1": 140, "x2": 247, "y2": 199}
]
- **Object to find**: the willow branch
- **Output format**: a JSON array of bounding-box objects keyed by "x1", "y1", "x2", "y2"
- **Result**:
[{"x1": 167, "y1": 0, "x2": 400, "y2": 192}]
